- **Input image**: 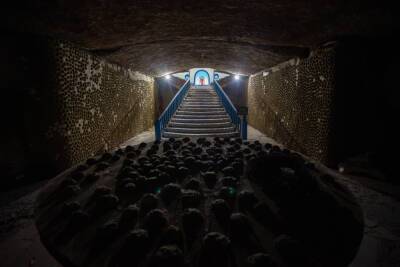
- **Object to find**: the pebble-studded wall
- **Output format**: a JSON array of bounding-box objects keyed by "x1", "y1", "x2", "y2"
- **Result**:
[
  {"x1": 45, "y1": 40, "x2": 155, "y2": 169},
  {"x1": 248, "y1": 47, "x2": 336, "y2": 164}
]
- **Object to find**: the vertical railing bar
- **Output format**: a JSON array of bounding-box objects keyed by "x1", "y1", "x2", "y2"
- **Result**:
[
  {"x1": 213, "y1": 81, "x2": 247, "y2": 139},
  {"x1": 155, "y1": 80, "x2": 190, "y2": 140}
]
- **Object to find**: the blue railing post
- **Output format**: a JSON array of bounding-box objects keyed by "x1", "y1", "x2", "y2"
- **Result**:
[
  {"x1": 213, "y1": 81, "x2": 248, "y2": 139},
  {"x1": 155, "y1": 119, "x2": 161, "y2": 141},
  {"x1": 154, "y1": 80, "x2": 190, "y2": 139},
  {"x1": 241, "y1": 115, "x2": 248, "y2": 140}
]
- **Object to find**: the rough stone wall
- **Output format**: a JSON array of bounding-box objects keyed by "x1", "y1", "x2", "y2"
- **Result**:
[
  {"x1": 0, "y1": 35, "x2": 154, "y2": 184},
  {"x1": 248, "y1": 47, "x2": 336, "y2": 164},
  {"x1": 47, "y1": 40, "x2": 154, "y2": 167}
]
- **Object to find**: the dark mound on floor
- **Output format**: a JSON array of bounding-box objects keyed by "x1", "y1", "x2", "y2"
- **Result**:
[{"x1": 35, "y1": 137, "x2": 363, "y2": 267}]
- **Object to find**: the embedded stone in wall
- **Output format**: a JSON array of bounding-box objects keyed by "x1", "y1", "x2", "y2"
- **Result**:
[
  {"x1": 44, "y1": 39, "x2": 155, "y2": 169},
  {"x1": 248, "y1": 46, "x2": 336, "y2": 164}
]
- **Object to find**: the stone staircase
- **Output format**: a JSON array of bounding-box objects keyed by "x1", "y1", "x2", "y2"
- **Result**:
[{"x1": 163, "y1": 85, "x2": 239, "y2": 138}]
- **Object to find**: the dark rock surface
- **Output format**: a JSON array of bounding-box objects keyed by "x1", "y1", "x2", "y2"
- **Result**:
[
  {"x1": 3, "y1": 1, "x2": 396, "y2": 75},
  {"x1": 34, "y1": 138, "x2": 364, "y2": 267}
]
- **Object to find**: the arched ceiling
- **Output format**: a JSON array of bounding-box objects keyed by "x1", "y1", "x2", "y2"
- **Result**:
[{"x1": 3, "y1": 0, "x2": 397, "y2": 76}]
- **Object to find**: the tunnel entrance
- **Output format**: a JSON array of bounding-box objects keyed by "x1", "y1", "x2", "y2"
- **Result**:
[{"x1": 194, "y1": 70, "x2": 210, "y2": 86}]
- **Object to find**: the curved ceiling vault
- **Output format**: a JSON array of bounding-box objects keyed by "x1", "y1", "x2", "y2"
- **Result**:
[{"x1": 3, "y1": 0, "x2": 397, "y2": 76}]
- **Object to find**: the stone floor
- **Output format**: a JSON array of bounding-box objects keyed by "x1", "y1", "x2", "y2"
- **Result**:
[
  {"x1": 120, "y1": 128, "x2": 155, "y2": 147},
  {"x1": 317, "y1": 165, "x2": 400, "y2": 267},
  {"x1": 0, "y1": 182, "x2": 62, "y2": 267},
  {"x1": 0, "y1": 127, "x2": 399, "y2": 267},
  {"x1": 121, "y1": 126, "x2": 279, "y2": 147}
]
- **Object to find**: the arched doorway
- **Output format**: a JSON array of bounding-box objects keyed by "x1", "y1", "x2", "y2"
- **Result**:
[{"x1": 194, "y1": 70, "x2": 210, "y2": 86}]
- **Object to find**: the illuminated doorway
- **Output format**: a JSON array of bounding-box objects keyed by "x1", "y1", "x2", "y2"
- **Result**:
[{"x1": 194, "y1": 70, "x2": 210, "y2": 86}]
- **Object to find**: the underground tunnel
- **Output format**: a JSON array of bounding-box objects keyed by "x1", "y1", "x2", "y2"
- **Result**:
[{"x1": 0, "y1": 1, "x2": 399, "y2": 267}]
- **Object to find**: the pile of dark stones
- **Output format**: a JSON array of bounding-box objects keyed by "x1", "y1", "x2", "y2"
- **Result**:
[{"x1": 35, "y1": 137, "x2": 363, "y2": 267}]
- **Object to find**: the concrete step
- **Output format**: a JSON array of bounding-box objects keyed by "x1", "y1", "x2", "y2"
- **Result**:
[
  {"x1": 176, "y1": 110, "x2": 226, "y2": 115},
  {"x1": 177, "y1": 108, "x2": 226, "y2": 115},
  {"x1": 188, "y1": 90, "x2": 215, "y2": 92},
  {"x1": 163, "y1": 131, "x2": 239, "y2": 138},
  {"x1": 187, "y1": 91, "x2": 216, "y2": 93},
  {"x1": 183, "y1": 101, "x2": 221, "y2": 104},
  {"x1": 187, "y1": 92, "x2": 216, "y2": 94},
  {"x1": 182, "y1": 103, "x2": 221, "y2": 107},
  {"x1": 187, "y1": 94, "x2": 217, "y2": 97},
  {"x1": 171, "y1": 117, "x2": 231, "y2": 123},
  {"x1": 184, "y1": 98, "x2": 219, "y2": 102},
  {"x1": 184, "y1": 97, "x2": 219, "y2": 100},
  {"x1": 180, "y1": 105, "x2": 223, "y2": 109},
  {"x1": 168, "y1": 121, "x2": 232, "y2": 128},
  {"x1": 182, "y1": 100, "x2": 221, "y2": 104},
  {"x1": 174, "y1": 114, "x2": 230, "y2": 119},
  {"x1": 187, "y1": 90, "x2": 215, "y2": 93},
  {"x1": 187, "y1": 91, "x2": 216, "y2": 94},
  {"x1": 181, "y1": 104, "x2": 223, "y2": 108},
  {"x1": 189, "y1": 88, "x2": 214, "y2": 91},
  {"x1": 165, "y1": 126, "x2": 236, "y2": 134},
  {"x1": 186, "y1": 91, "x2": 217, "y2": 94},
  {"x1": 159, "y1": 86, "x2": 238, "y2": 138}
]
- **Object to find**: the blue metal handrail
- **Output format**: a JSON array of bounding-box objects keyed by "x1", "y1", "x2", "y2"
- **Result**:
[
  {"x1": 155, "y1": 80, "x2": 190, "y2": 140},
  {"x1": 213, "y1": 81, "x2": 247, "y2": 139}
]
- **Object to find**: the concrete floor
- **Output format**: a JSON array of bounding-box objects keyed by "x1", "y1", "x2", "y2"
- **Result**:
[
  {"x1": 317, "y1": 165, "x2": 400, "y2": 267},
  {"x1": 1, "y1": 127, "x2": 399, "y2": 267},
  {"x1": 0, "y1": 181, "x2": 62, "y2": 267},
  {"x1": 121, "y1": 126, "x2": 280, "y2": 147}
]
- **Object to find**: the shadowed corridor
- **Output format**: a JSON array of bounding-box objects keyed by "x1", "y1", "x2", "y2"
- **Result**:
[{"x1": 0, "y1": 1, "x2": 399, "y2": 267}]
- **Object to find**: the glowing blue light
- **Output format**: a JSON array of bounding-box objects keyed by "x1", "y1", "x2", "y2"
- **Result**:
[{"x1": 234, "y1": 75, "x2": 240, "y2": 80}]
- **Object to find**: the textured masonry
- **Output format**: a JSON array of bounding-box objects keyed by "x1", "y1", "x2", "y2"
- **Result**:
[
  {"x1": 248, "y1": 47, "x2": 336, "y2": 164},
  {"x1": 44, "y1": 39, "x2": 155, "y2": 169}
]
